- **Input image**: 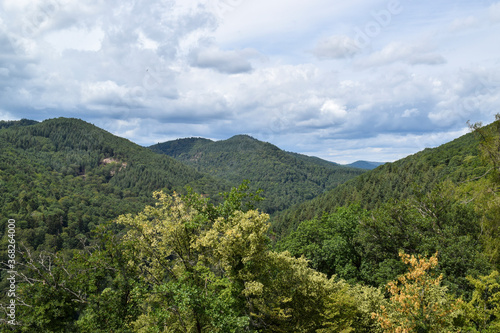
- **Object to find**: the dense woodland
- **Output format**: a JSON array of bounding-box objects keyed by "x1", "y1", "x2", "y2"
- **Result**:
[
  {"x1": 150, "y1": 135, "x2": 365, "y2": 214},
  {"x1": 0, "y1": 117, "x2": 499, "y2": 332},
  {"x1": 272, "y1": 129, "x2": 484, "y2": 237}
]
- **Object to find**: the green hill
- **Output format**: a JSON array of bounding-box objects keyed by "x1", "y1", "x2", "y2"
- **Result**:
[
  {"x1": 149, "y1": 135, "x2": 365, "y2": 214},
  {"x1": 1, "y1": 118, "x2": 498, "y2": 332},
  {"x1": 272, "y1": 128, "x2": 485, "y2": 237},
  {"x1": 0, "y1": 118, "x2": 227, "y2": 251},
  {"x1": 346, "y1": 160, "x2": 385, "y2": 170}
]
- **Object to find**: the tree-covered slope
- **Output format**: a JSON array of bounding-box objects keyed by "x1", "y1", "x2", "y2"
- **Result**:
[
  {"x1": 0, "y1": 118, "x2": 227, "y2": 252},
  {"x1": 149, "y1": 135, "x2": 365, "y2": 214},
  {"x1": 0, "y1": 118, "x2": 39, "y2": 129},
  {"x1": 272, "y1": 128, "x2": 485, "y2": 237},
  {"x1": 1, "y1": 118, "x2": 499, "y2": 332},
  {"x1": 346, "y1": 160, "x2": 385, "y2": 170}
]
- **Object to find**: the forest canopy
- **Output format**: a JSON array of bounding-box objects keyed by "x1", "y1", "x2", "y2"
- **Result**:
[{"x1": 0, "y1": 117, "x2": 499, "y2": 332}]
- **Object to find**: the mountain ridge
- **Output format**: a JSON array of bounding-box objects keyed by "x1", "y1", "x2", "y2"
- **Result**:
[
  {"x1": 346, "y1": 160, "x2": 386, "y2": 170},
  {"x1": 149, "y1": 135, "x2": 365, "y2": 214},
  {"x1": 271, "y1": 127, "x2": 484, "y2": 237},
  {"x1": 0, "y1": 117, "x2": 229, "y2": 252}
]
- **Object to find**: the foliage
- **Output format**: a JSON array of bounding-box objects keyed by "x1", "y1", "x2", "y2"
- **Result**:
[
  {"x1": 1, "y1": 117, "x2": 500, "y2": 331},
  {"x1": 278, "y1": 183, "x2": 492, "y2": 296},
  {"x1": 0, "y1": 118, "x2": 228, "y2": 328},
  {"x1": 372, "y1": 252, "x2": 463, "y2": 333},
  {"x1": 272, "y1": 128, "x2": 485, "y2": 237},
  {"x1": 150, "y1": 135, "x2": 364, "y2": 214},
  {"x1": 0, "y1": 119, "x2": 38, "y2": 130},
  {"x1": 464, "y1": 115, "x2": 500, "y2": 268},
  {"x1": 276, "y1": 205, "x2": 367, "y2": 283},
  {"x1": 464, "y1": 270, "x2": 500, "y2": 332},
  {"x1": 3, "y1": 227, "x2": 141, "y2": 332},
  {"x1": 115, "y1": 189, "x2": 355, "y2": 332}
]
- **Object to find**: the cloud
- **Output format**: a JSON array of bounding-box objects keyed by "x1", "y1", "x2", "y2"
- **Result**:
[
  {"x1": 312, "y1": 35, "x2": 360, "y2": 59},
  {"x1": 80, "y1": 80, "x2": 126, "y2": 106},
  {"x1": 356, "y1": 41, "x2": 446, "y2": 68},
  {"x1": 189, "y1": 46, "x2": 256, "y2": 74},
  {"x1": 427, "y1": 67, "x2": 500, "y2": 127},
  {"x1": 0, "y1": 0, "x2": 499, "y2": 164},
  {"x1": 448, "y1": 16, "x2": 479, "y2": 32},
  {"x1": 258, "y1": 126, "x2": 471, "y2": 165},
  {"x1": 408, "y1": 53, "x2": 447, "y2": 66},
  {"x1": 44, "y1": 26, "x2": 105, "y2": 53},
  {"x1": 0, "y1": 109, "x2": 16, "y2": 120},
  {"x1": 402, "y1": 108, "x2": 419, "y2": 118},
  {"x1": 321, "y1": 100, "x2": 347, "y2": 119},
  {"x1": 490, "y1": 2, "x2": 500, "y2": 22}
]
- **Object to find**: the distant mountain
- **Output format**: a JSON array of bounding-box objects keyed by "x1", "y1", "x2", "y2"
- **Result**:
[
  {"x1": 346, "y1": 160, "x2": 385, "y2": 170},
  {"x1": 272, "y1": 128, "x2": 485, "y2": 237},
  {"x1": 0, "y1": 118, "x2": 39, "y2": 129},
  {"x1": 286, "y1": 152, "x2": 340, "y2": 168},
  {"x1": 149, "y1": 135, "x2": 365, "y2": 214},
  {"x1": 150, "y1": 137, "x2": 213, "y2": 157},
  {"x1": 0, "y1": 118, "x2": 227, "y2": 252}
]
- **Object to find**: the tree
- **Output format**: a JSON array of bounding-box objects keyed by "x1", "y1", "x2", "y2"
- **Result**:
[
  {"x1": 276, "y1": 205, "x2": 367, "y2": 282},
  {"x1": 465, "y1": 270, "x2": 500, "y2": 332},
  {"x1": 464, "y1": 115, "x2": 500, "y2": 268},
  {"x1": 372, "y1": 252, "x2": 463, "y2": 333},
  {"x1": 116, "y1": 191, "x2": 250, "y2": 332},
  {"x1": 6, "y1": 230, "x2": 141, "y2": 332},
  {"x1": 117, "y1": 187, "x2": 356, "y2": 332}
]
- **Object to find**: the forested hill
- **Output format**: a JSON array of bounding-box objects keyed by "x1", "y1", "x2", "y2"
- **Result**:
[
  {"x1": 1, "y1": 118, "x2": 226, "y2": 194},
  {"x1": 347, "y1": 160, "x2": 385, "y2": 170},
  {"x1": 272, "y1": 127, "x2": 485, "y2": 237},
  {"x1": 1, "y1": 118, "x2": 499, "y2": 331},
  {"x1": 0, "y1": 118, "x2": 39, "y2": 129},
  {"x1": 149, "y1": 135, "x2": 365, "y2": 214},
  {"x1": 0, "y1": 118, "x2": 227, "y2": 251}
]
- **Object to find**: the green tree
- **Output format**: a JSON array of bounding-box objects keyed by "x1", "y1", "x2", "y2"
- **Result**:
[
  {"x1": 277, "y1": 205, "x2": 367, "y2": 282},
  {"x1": 465, "y1": 115, "x2": 500, "y2": 268},
  {"x1": 117, "y1": 187, "x2": 355, "y2": 332},
  {"x1": 356, "y1": 183, "x2": 490, "y2": 294},
  {"x1": 464, "y1": 270, "x2": 500, "y2": 332}
]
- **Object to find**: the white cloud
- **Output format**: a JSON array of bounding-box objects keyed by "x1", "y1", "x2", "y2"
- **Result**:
[
  {"x1": 189, "y1": 46, "x2": 257, "y2": 74},
  {"x1": 44, "y1": 26, "x2": 104, "y2": 53},
  {"x1": 0, "y1": 109, "x2": 16, "y2": 120},
  {"x1": 80, "y1": 81, "x2": 127, "y2": 106},
  {"x1": 448, "y1": 16, "x2": 479, "y2": 32},
  {"x1": 356, "y1": 41, "x2": 446, "y2": 68},
  {"x1": 213, "y1": 0, "x2": 362, "y2": 46},
  {"x1": 320, "y1": 100, "x2": 348, "y2": 119},
  {"x1": 0, "y1": 0, "x2": 499, "y2": 163},
  {"x1": 312, "y1": 35, "x2": 360, "y2": 59},
  {"x1": 490, "y1": 2, "x2": 500, "y2": 22},
  {"x1": 136, "y1": 30, "x2": 159, "y2": 51}
]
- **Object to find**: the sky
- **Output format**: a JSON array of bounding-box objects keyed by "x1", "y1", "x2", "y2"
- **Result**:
[{"x1": 0, "y1": 0, "x2": 499, "y2": 164}]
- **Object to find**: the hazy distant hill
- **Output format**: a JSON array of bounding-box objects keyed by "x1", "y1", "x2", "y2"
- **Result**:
[
  {"x1": 272, "y1": 128, "x2": 485, "y2": 236},
  {"x1": 346, "y1": 160, "x2": 385, "y2": 170},
  {"x1": 149, "y1": 135, "x2": 365, "y2": 214}
]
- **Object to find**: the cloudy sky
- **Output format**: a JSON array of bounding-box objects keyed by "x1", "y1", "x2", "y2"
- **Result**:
[{"x1": 1, "y1": 0, "x2": 499, "y2": 163}]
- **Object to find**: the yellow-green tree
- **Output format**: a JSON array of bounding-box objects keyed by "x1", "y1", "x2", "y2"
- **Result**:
[
  {"x1": 117, "y1": 190, "x2": 251, "y2": 332},
  {"x1": 465, "y1": 270, "x2": 500, "y2": 332},
  {"x1": 116, "y1": 187, "x2": 356, "y2": 332},
  {"x1": 372, "y1": 252, "x2": 463, "y2": 333}
]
